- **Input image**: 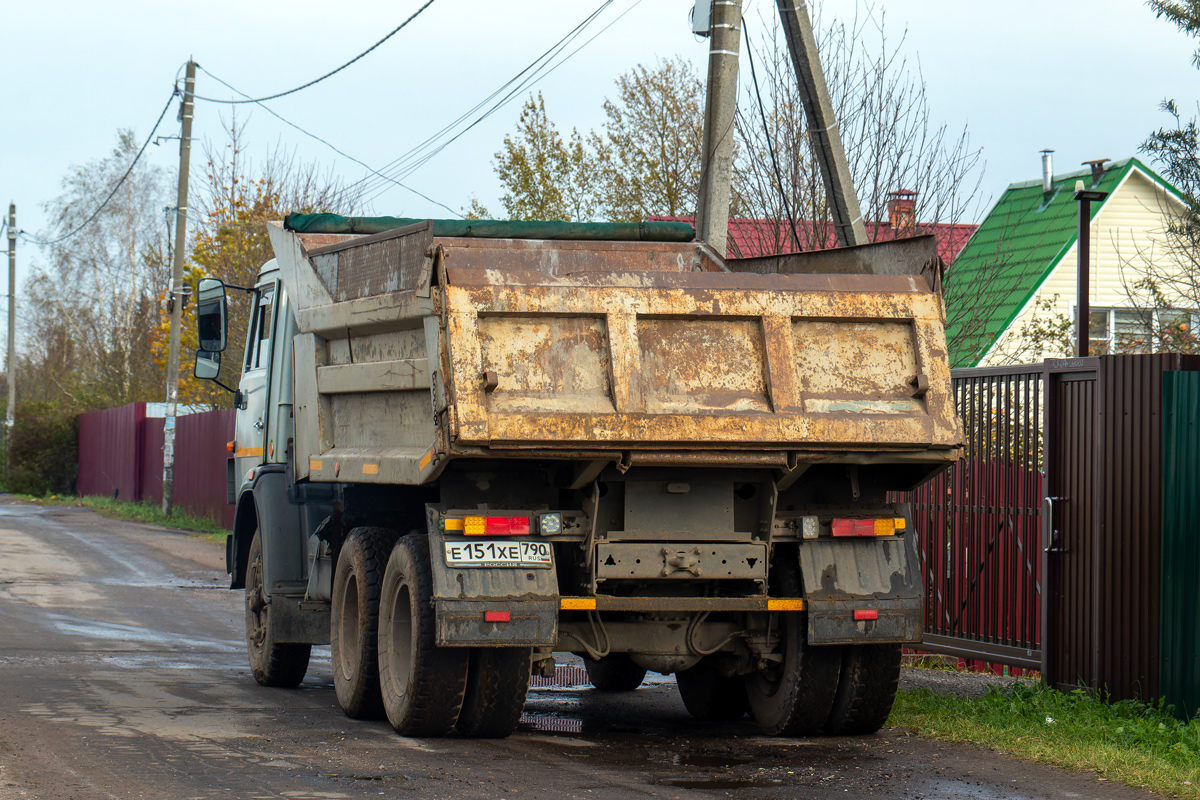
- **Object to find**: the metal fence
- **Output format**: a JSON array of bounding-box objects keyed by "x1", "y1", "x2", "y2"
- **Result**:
[
  {"x1": 77, "y1": 403, "x2": 235, "y2": 528},
  {"x1": 908, "y1": 364, "x2": 1044, "y2": 670}
]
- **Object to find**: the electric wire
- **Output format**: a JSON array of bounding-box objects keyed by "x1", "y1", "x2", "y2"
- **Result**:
[
  {"x1": 22, "y1": 89, "x2": 179, "y2": 247},
  {"x1": 346, "y1": 0, "x2": 615, "y2": 198},
  {"x1": 743, "y1": 22, "x2": 802, "y2": 251},
  {"x1": 350, "y1": 0, "x2": 644, "y2": 204},
  {"x1": 192, "y1": 0, "x2": 437, "y2": 105},
  {"x1": 196, "y1": 68, "x2": 462, "y2": 217}
]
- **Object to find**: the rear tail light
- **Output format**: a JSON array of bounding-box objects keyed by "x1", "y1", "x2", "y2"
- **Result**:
[
  {"x1": 831, "y1": 517, "x2": 905, "y2": 537},
  {"x1": 461, "y1": 515, "x2": 531, "y2": 536}
]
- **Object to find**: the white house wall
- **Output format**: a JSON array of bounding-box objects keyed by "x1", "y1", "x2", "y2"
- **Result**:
[{"x1": 981, "y1": 169, "x2": 1187, "y2": 366}]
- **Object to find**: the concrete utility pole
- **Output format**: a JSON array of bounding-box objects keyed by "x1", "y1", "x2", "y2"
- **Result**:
[
  {"x1": 695, "y1": 0, "x2": 743, "y2": 258},
  {"x1": 6, "y1": 203, "x2": 15, "y2": 469},
  {"x1": 776, "y1": 0, "x2": 867, "y2": 247},
  {"x1": 163, "y1": 60, "x2": 196, "y2": 516}
]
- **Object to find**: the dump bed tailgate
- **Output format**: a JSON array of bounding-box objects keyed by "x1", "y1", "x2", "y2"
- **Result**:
[{"x1": 443, "y1": 267, "x2": 960, "y2": 453}]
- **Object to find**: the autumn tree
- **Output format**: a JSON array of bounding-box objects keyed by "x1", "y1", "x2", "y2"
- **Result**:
[
  {"x1": 175, "y1": 120, "x2": 362, "y2": 407},
  {"x1": 494, "y1": 93, "x2": 598, "y2": 221}
]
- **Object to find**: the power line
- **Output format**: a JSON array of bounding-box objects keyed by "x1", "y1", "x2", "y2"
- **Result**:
[
  {"x1": 192, "y1": 0, "x2": 437, "y2": 105},
  {"x1": 743, "y1": 21, "x2": 802, "y2": 251},
  {"x1": 22, "y1": 88, "x2": 180, "y2": 247},
  {"x1": 195, "y1": 69, "x2": 462, "y2": 218},
  {"x1": 351, "y1": 0, "x2": 646, "y2": 204}
]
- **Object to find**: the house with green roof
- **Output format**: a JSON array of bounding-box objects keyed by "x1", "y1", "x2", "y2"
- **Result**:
[{"x1": 944, "y1": 156, "x2": 1192, "y2": 367}]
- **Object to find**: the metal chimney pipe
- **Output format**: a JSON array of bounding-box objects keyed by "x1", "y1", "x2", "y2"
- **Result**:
[{"x1": 1041, "y1": 150, "x2": 1054, "y2": 193}]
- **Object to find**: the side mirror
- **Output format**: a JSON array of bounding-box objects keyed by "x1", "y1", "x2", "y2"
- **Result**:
[
  {"x1": 194, "y1": 349, "x2": 221, "y2": 381},
  {"x1": 197, "y1": 277, "x2": 228, "y2": 352}
]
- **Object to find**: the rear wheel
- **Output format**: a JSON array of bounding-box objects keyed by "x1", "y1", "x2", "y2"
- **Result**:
[
  {"x1": 456, "y1": 647, "x2": 533, "y2": 738},
  {"x1": 377, "y1": 534, "x2": 469, "y2": 737},
  {"x1": 744, "y1": 552, "x2": 841, "y2": 736},
  {"x1": 823, "y1": 644, "x2": 903, "y2": 735},
  {"x1": 676, "y1": 663, "x2": 748, "y2": 721},
  {"x1": 245, "y1": 530, "x2": 311, "y2": 687},
  {"x1": 331, "y1": 527, "x2": 396, "y2": 719},
  {"x1": 584, "y1": 654, "x2": 647, "y2": 691}
]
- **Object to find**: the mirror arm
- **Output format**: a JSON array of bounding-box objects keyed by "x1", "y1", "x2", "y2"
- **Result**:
[{"x1": 223, "y1": 283, "x2": 255, "y2": 294}]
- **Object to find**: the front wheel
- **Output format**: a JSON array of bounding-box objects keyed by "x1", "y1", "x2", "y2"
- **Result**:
[
  {"x1": 245, "y1": 530, "x2": 311, "y2": 688},
  {"x1": 377, "y1": 534, "x2": 469, "y2": 737}
]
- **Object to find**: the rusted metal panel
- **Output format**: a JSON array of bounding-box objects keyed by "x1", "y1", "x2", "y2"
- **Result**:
[
  {"x1": 307, "y1": 220, "x2": 433, "y2": 301},
  {"x1": 316, "y1": 359, "x2": 430, "y2": 394},
  {"x1": 729, "y1": 234, "x2": 937, "y2": 276},
  {"x1": 444, "y1": 268, "x2": 960, "y2": 452},
  {"x1": 594, "y1": 542, "x2": 767, "y2": 580}
]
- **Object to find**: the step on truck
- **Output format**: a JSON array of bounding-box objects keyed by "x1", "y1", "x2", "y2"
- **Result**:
[{"x1": 193, "y1": 215, "x2": 962, "y2": 738}]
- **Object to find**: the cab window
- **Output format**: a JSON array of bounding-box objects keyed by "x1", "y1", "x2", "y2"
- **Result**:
[{"x1": 245, "y1": 284, "x2": 276, "y2": 370}]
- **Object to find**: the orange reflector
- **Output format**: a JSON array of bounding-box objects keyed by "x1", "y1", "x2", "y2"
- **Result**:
[
  {"x1": 854, "y1": 609, "x2": 879, "y2": 621},
  {"x1": 485, "y1": 611, "x2": 511, "y2": 623},
  {"x1": 443, "y1": 517, "x2": 464, "y2": 532},
  {"x1": 226, "y1": 441, "x2": 235, "y2": 453},
  {"x1": 464, "y1": 516, "x2": 532, "y2": 536},
  {"x1": 560, "y1": 597, "x2": 597, "y2": 610},
  {"x1": 894, "y1": 517, "x2": 907, "y2": 531}
]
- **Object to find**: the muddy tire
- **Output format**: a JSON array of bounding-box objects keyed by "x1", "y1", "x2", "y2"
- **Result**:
[
  {"x1": 456, "y1": 647, "x2": 533, "y2": 738},
  {"x1": 676, "y1": 663, "x2": 748, "y2": 721},
  {"x1": 823, "y1": 644, "x2": 902, "y2": 735},
  {"x1": 377, "y1": 534, "x2": 468, "y2": 737},
  {"x1": 744, "y1": 551, "x2": 841, "y2": 736},
  {"x1": 331, "y1": 526, "x2": 397, "y2": 719},
  {"x1": 584, "y1": 654, "x2": 647, "y2": 691},
  {"x1": 245, "y1": 530, "x2": 311, "y2": 688}
]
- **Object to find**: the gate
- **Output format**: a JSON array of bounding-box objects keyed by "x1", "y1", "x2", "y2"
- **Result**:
[
  {"x1": 909, "y1": 364, "x2": 1043, "y2": 670},
  {"x1": 912, "y1": 354, "x2": 1200, "y2": 702}
]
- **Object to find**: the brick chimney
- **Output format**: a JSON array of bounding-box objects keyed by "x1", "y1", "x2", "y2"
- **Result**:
[{"x1": 887, "y1": 189, "x2": 917, "y2": 232}]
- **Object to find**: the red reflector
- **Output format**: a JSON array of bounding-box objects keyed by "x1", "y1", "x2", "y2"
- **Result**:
[
  {"x1": 854, "y1": 609, "x2": 879, "y2": 621},
  {"x1": 485, "y1": 611, "x2": 511, "y2": 623},
  {"x1": 832, "y1": 518, "x2": 876, "y2": 537}
]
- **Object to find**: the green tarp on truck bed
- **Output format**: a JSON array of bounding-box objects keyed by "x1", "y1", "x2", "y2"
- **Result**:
[{"x1": 284, "y1": 213, "x2": 695, "y2": 243}]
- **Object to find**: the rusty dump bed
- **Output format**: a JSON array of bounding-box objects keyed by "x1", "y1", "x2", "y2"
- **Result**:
[{"x1": 267, "y1": 221, "x2": 962, "y2": 486}]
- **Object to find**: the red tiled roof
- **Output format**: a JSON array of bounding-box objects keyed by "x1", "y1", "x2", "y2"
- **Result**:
[{"x1": 653, "y1": 216, "x2": 977, "y2": 263}]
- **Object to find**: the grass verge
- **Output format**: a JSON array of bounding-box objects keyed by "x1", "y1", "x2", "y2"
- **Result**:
[
  {"x1": 891, "y1": 682, "x2": 1200, "y2": 797},
  {"x1": 11, "y1": 493, "x2": 228, "y2": 544}
]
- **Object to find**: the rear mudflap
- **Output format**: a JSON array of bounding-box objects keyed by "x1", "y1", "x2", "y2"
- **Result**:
[
  {"x1": 426, "y1": 520, "x2": 559, "y2": 647},
  {"x1": 797, "y1": 526, "x2": 924, "y2": 645}
]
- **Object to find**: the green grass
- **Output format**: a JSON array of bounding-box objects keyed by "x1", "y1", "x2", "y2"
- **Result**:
[
  {"x1": 891, "y1": 681, "x2": 1200, "y2": 797},
  {"x1": 12, "y1": 493, "x2": 228, "y2": 544}
]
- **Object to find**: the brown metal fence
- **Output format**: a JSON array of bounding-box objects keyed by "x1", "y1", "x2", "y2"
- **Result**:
[
  {"x1": 77, "y1": 403, "x2": 235, "y2": 528},
  {"x1": 909, "y1": 364, "x2": 1044, "y2": 670}
]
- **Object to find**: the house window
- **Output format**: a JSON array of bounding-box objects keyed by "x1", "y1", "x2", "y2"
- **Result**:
[{"x1": 1081, "y1": 307, "x2": 1198, "y2": 354}]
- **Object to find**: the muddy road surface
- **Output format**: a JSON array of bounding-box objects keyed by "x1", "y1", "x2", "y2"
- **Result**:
[{"x1": 0, "y1": 499, "x2": 1157, "y2": 799}]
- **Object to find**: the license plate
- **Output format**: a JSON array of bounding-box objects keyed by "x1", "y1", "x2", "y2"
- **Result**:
[{"x1": 443, "y1": 539, "x2": 553, "y2": 568}]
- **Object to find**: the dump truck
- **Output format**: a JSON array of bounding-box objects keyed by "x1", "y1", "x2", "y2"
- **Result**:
[{"x1": 193, "y1": 215, "x2": 962, "y2": 739}]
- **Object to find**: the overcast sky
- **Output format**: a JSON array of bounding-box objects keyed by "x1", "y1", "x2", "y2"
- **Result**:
[{"x1": 2, "y1": 0, "x2": 1196, "y2": 297}]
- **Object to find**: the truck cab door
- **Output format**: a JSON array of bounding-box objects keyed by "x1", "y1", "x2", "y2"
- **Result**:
[{"x1": 235, "y1": 280, "x2": 277, "y2": 480}]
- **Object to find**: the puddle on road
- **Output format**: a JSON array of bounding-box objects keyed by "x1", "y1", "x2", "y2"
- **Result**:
[
  {"x1": 664, "y1": 778, "x2": 785, "y2": 789},
  {"x1": 672, "y1": 752, "x2": 756, "y2": 768}
]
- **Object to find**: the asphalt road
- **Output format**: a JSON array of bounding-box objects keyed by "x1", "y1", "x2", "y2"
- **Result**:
[{"x1": 0, "y1": 498, "x2": 1162, "y2": 800}]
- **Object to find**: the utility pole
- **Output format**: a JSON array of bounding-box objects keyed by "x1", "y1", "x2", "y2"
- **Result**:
[
  {"x1": 695, "y1": 0, "x2": 743, "y2": 258},
  {"x1": 5, "y1": 203, "x2": 15, "y2": 470},
  {"x1": 776, "y1": 0, "x2": 867, "y2": 247},
  {"x1": 163, "y1": 60, "x2": 196, "y2": 516}
]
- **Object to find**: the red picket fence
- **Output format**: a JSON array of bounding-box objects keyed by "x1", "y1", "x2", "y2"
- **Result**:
[{"x1": 77, "y1": 403, "x2": 235, "y2": 528}]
